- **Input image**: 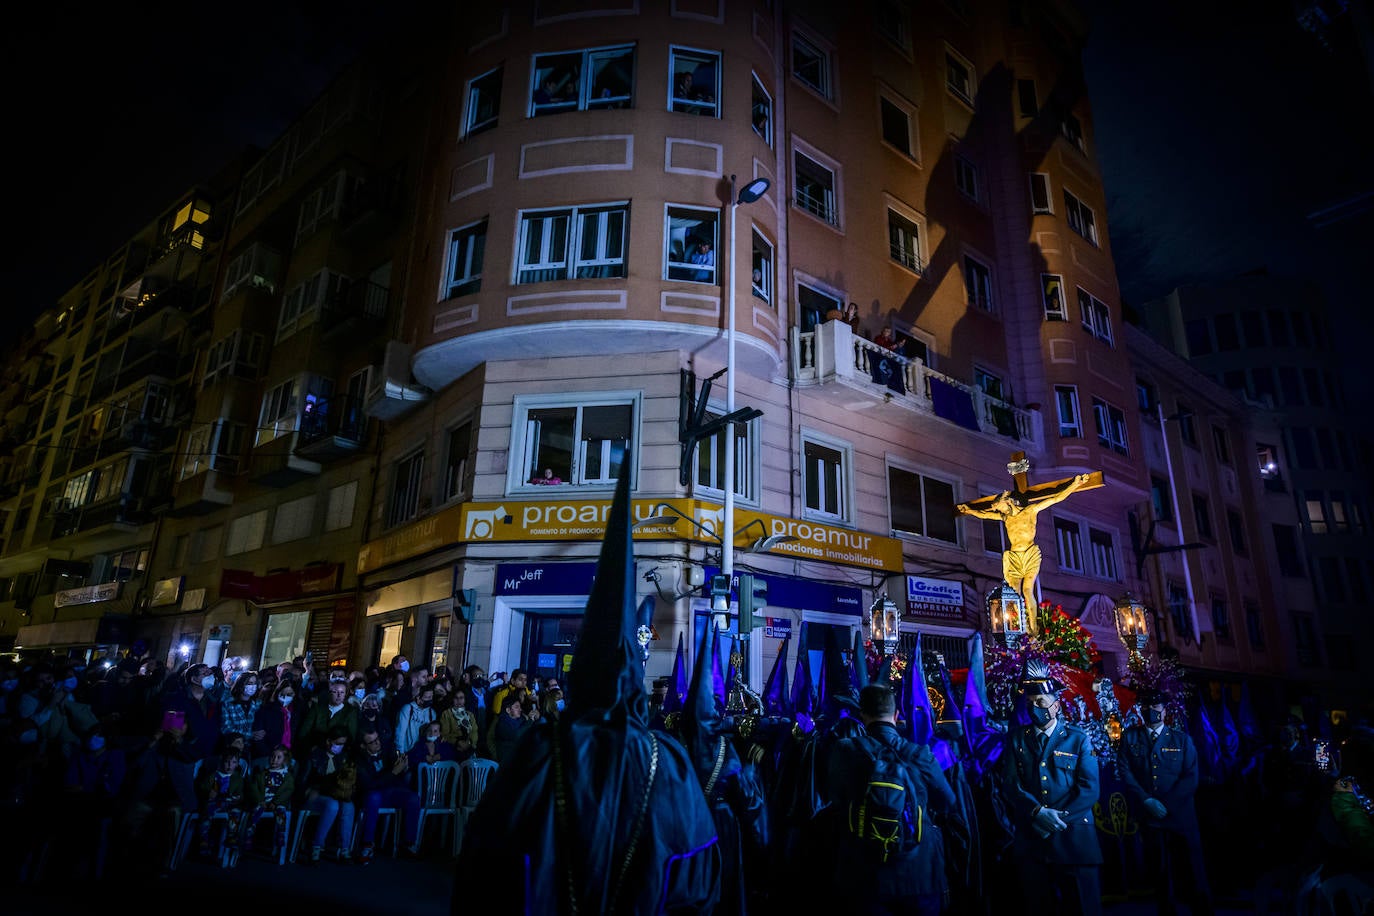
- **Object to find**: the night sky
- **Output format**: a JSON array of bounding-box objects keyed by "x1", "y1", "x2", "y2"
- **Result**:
[{"x1": 5, "y1": 2, "x2": 1370, "y2": 366}]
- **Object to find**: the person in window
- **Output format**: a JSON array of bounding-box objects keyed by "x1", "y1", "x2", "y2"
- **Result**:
[
  {"x1": 874, "y1": 326, "x2": 899, "y2": 351},
  {"x1": 689, "y1": 238, "x2": 715, "y2": 282},
  {"x1": 530, "y1": 467, "x2": 563, "y2": 485},
  {"x1": 533, "y1": 68, "x2": 578, "y2": 107}
]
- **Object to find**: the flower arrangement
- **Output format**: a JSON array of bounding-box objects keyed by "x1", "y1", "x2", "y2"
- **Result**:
[
  {"x1": 1122, "y1": 653, "x2": 1191, "y2": 728},
  {"x1": 1038, "y1": 602, "x2": 1101, "y2": 671},
  {"x1": 863, "y1": 638, "x2": 909, "y2": 684}
]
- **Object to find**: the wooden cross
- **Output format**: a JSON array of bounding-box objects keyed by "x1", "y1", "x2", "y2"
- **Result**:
[{"x1": 958, "y1": 450, "x2": 1104, "y2": 513}]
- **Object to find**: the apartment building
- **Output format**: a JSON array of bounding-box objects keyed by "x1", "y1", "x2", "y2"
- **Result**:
[
  {"x1": 0, "y1": 180, "x2": 228, "y2": 657},
  {"x1": 1140, "y1": 274, "x2": 1373, "y2": 708},
  {"x1": 1126, "y1": 324, "x2": 1310, "y2": 712},
  {"x1": 352, "y1": 0, "x2": 1160, "y2": 689}
]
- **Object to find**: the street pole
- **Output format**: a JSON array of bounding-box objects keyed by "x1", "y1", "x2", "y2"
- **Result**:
[
  {"x1": 1158, "y1": 402, "x2": 1200, "y2": 643},
  {"x1": 721, "y1": 175, "x2": 738, "y2": 632}
]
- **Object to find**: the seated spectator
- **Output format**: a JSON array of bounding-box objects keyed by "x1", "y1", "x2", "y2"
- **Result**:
[
  {"x1": 530, "y1": 467, "x2": 563, "y2": 485},
  {"x1": 299, "y1": 725, "x2": 359, "y2": 864},
  {"x1": 395, "y1": 683, "x2": 438, "y2": 755},
  {"x1": 439, "y1": 688, "x2": 477, "y2": 750},
  {"x1": 244, "y1": 744, "x2": 295, "y2": 860},
  {"x1": 355, "y1": 726, "x2": 422, "y2": 863},
  {"x1": 358, "y1": 692, "x2": 394, "y2": 752},
  {"x1": 407, "y1": 720, "x2": 458, "y2": 770},
  {"x1": 194, "y1": 737, "x2": 246, "y2": 864}
]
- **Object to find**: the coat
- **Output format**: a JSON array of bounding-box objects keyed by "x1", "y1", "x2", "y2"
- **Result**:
[
  {"x1": 826, "y1": 719, "x2": 959, "y2": 900},
  {"x1": 998, "y1": 720, "x2": 1102, "y2": 865},
  {"x1": 245, "y1": 765, "x2": 296, "y2": 809},
  {"x1": 1118, "y1": 724, "x2": 1201, "y2": 836}
]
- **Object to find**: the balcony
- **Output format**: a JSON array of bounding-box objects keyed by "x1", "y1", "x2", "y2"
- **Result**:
[
  {"x1": 171, "y1": 463, "x2": 235, "y2": 516},
  {"x1": 364, "y1": 340, "x2": 432, "y2": 421},
  {"x1": 320, "y1": 279, "x2": 388, "y2": 341},
  {"x1": 249, "y1": 431, "x2": 321, "y2": 487},
  {"x1": 296, "y1": 394, "x2": 368, "y2": 461},
  {"x1": 103, "y1": 417, "x2": 175, "y2": 452},
  {"x1": 337, "y1": 172, "x2": 402, "y2": 243},
  {"x1": 791, "y1": 320, "x2": 1043, "y2": 450}
]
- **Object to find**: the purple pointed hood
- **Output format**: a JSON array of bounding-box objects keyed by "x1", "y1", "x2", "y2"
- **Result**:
[
  {"x1": 902, "y1": 631, "x2": 934, "y2": 745},
  {"x1": 762, "y1": 635, "x2": 792, "y2": 717},
  {"x1": 662, "y1": 630, "x2": 688, "y2": 714}
]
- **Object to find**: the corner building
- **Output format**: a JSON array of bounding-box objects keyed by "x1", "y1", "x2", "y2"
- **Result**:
[{"x1": 359, "y1": 0, "x2": 1155, "y2": 688}]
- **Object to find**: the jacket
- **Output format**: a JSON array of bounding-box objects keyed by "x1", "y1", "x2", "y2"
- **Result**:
[
  {"x1": 826, "y1": 720, "x2": 959, "y2": 899},
  {"x1": 302, "y1": 746, "x2": 359, "y2": 802},
  {"x1": 245, "y1": 765, "x2": 296, "y2": 809},
  {"x1": 1119, "y1": 724, "x2": 1201, "y2": 834},
  {"x1": 297, "y1": 701, "x2": 361, "y2": 756},
  {"x1": 394, "y1": 701, "x2": 436, "y2": 755},
  {"x1": 998, "y1": 719, "x2": 1103, "y2": 864},
  {"x1": 195, "y1": 761, "x2": 246, "y2": 805}
]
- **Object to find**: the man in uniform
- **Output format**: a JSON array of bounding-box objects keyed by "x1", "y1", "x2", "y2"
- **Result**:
[
  {"x1": 1119, "y1": 688, "x2": 1213, "y2": 915},
  {"x1": 998, "y1": 659, "x2": 1103, "y2": 915}
]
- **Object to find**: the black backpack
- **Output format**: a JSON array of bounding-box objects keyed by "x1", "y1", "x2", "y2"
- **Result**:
[{"x1": 847, "y1": 737, "x2": 923, "y2": 862}]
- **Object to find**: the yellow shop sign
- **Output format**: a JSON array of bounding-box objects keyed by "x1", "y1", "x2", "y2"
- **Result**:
[{"x1": 358, "y1": 496, "x2": 903, "y2": 575}]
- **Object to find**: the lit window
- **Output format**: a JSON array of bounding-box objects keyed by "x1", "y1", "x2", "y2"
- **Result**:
[
  {"x1": 803, "y1": 433, "x2": 850, "y2": 521},
  {"x1": 387, "y1": 452, "x2": 424, "y2": 527},
  {"x1": 669, "y1": 47, "x2": 719, "y2": 117},
  {"x1": 888, "y1": 465, "x2": 957, "y2": 544},
  {"x1": 694, "y1": 410, "x2": 756, "y2": 501},
  {"x1": 964, "y1": 256, "x2": 993, "y2": 311},
  {"x1": 792, "y1": 32, "x2": 833, "y2": 98},
  {"x1": 1055, "y1": 386, "x2": 1081, "y2": 438},
  {"x1": 1054, "y1": 518, "x2": 1084, "y2": 572},
  {"x1": 751, "y1": 229, "x2": 774, "y2": 304},
  {"x1": 945, "y1": 50, "x2": 974, "y2": 103},
  {"x1": 517, "y1": 204, "x2": 627, "y2": 283},
  {"x1": 511, "y1": 395, "x2": 637, "y2": 491},
  {"x1": 887, "y1": 210, "x2": 924, "y2": 273},
  {"x1": 665, "y1": 207, "x2": 719, "y2": 284},
  {"x1": 446, "y1": 219, "x2": 487, "y2": 299},
  {"x1": 464, "y1": 67, "x2": 502, "y2": 136},
  {"x1": 1042, "y1": 274, "x2": 1066, "y2": 320},
  {"x1": 794, "y1": 150, "x2": 838, "y2": 225},
  {"x1": 530, "y1": 45, "x2": 635, "y2": 116},
  {"x1": 751, "y1": 74, "x2": 773, "y2": 145},
  {"x1": 1063, "y1": 189, "x2": 1099, "y2": 245}
]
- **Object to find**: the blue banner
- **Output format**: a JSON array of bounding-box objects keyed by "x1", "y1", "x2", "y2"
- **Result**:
[
  {"x1": 494, "y1": 562, "x2": 599, "y2": 596},
  {"x1": 703, "y1": 566, "x2": 862, "y2": 616}
]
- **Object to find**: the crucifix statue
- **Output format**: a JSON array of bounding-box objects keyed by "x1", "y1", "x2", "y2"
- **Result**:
[{"x1": 956, "y1": 451, "x2": 1103, "y2": 633}]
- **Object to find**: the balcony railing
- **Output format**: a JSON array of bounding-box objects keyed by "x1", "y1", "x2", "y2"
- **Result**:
[
  {"x1": 321, "y1": 279, "x2": 388, "y2": 334},
  {"x1": 298, "y1": 394, "x2": 368, "y2": 451},
  {"x1": 791, "y1": 320, "x2": 1042, "y2": 449}
]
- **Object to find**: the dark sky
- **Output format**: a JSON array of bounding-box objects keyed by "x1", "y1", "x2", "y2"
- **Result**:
[
  {"x1": 5, "y1": 2, "x2": 1370, "y2": 354},
  {"x1": 2, "y1": 3, "x2": 399, "y2": 328}
]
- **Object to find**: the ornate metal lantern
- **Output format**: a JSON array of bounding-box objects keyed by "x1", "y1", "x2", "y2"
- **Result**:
[
  {"x1": 987, "y1": 581, "x2": 1026, "y2": 648},
  {"x1": 870, "y1": 595, "x2": 901, "y2": 657},
  {"x1": 1114, "y1": 591, "x2": 1150, "y2": 662}
]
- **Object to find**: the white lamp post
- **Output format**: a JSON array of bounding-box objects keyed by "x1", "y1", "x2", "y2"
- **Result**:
[
  {"x1": 1158, "y1": 402, "x2": 1200, "y2": 644},
  {"x1": 722, "y1": 174, "x2": 771, "y2": 630}
]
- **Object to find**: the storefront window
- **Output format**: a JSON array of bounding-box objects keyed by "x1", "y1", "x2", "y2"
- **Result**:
[{"x1": 260, "y1": 609, "x2": 311, "y2": 669}]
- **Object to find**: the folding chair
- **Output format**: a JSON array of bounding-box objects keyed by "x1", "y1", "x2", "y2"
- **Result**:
[
  {"x1": 454, "y1": 758, "x2": 499, "y2": 855},
  {"x1": 415, "y1": 761, "x2": 462, "y2": 855}
]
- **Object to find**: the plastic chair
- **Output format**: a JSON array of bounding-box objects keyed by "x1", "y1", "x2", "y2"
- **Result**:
[
  {"x1": 167, "y1": 759, "x2": 205, "y2": 871},
  {"x1": 415, "y1": 761, "x2": 462, "y2": 855},
  {"x1": 353, "y1": 802, "x2": 401, "y2": 858},
  {"x1": 453, "y1": 758, "x2": 499, "y2": 855}
]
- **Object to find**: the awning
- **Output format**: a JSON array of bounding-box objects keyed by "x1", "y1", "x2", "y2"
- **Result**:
[{"x1": 15, "y1": 615, "x2": 132, "y2": 650}]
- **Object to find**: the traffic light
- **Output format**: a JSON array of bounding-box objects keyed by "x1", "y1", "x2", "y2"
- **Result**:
[{"x1": 738, "y1": 573, "x2": 766, "y2": 634}]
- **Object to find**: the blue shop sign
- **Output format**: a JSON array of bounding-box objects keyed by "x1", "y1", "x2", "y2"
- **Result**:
[
  {"x1": 703, "y1": 566, "x2": 861, "y2": 616},
  {"x1": 495, "y1": 562, "x2": 599, "y2": 596}
]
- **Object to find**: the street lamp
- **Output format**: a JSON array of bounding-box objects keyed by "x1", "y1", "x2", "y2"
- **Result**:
[
  {"x1": 723, "y1": 174, "x2": 771, "y2": 628},
  {"x1": 1114, "y1": 591, "x2": 1150, "y2": 668},
  {"x1": 870, "y1": 595, "x2": 901, "y2": 657},
  {"x1": 987, "y1": 581, "x2": 1026, "y2": 649}
]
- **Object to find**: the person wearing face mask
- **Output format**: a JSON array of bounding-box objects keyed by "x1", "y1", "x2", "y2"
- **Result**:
[
  {"x1": 298, "y1": 725, "x2": 359, "y2": 864},
  {"x1": 394, "y1": 684, "x2": 437, "y2": 755},
  {"x1": 997, "y1": 658, "x2": 1103, "y2": 916},
  {"x1": 1119, "y1": 688, "x2": 1213, "y2": 916},
  {"x1": 298, "y1": 678, "x2": 361, "y2": 759},
  {"x1": 407, "y1": 720, "x2": 457, "y2": 769},
  {"x1": 540, "y1": 687, "x2": 566, "y2": 723},
  {"x1": 221, "y1": 671, "x2": 263, "y2": 749},
  {"x1": 152, "y1": 663, "x2": 226, "y2": 823},
  {"x1": 439, "y1": 687, "x2": 477, "y2": 750},
  {"x1": 358, "y1": 692, "x2": 395, "y2": 753},
  {"x1": 251, "y1": 681, "x2": 300, "y2": 769}
]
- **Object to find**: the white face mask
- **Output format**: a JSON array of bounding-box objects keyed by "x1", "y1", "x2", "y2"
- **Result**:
[
  {"x1": 280, "y1": 695, "x2": 294, "y2": 706},
  {"x1": 398, "y1": 661, "x2": 410, "y2": 673},
  {"x1": 243, "y1": 684, "x2": 258, "y2": 697},
  {"x1": 200, "y1": 676, "x2": 217, "y2": 691}
]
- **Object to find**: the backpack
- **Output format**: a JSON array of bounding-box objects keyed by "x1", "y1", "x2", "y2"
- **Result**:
[{"x1": 847, "y1": 737, "x2": 923, "y2": 863}]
